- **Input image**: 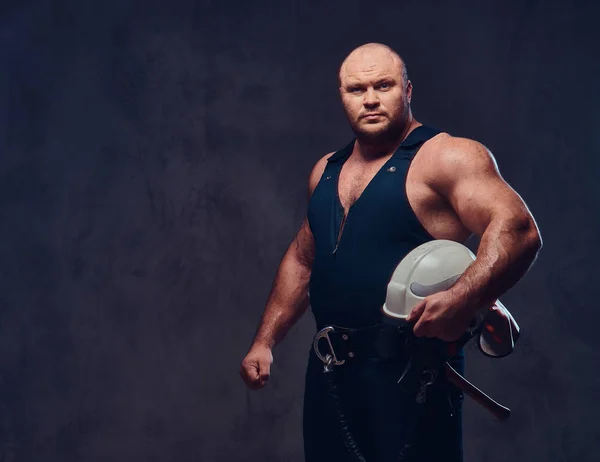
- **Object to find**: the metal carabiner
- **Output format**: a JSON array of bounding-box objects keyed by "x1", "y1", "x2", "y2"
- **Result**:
[
  {"x1": 415, "y1": 368, "x2": 439, "y2": 404},
  {"x1": 313, "y1": 326, "x2": 345, "y2": 372}
]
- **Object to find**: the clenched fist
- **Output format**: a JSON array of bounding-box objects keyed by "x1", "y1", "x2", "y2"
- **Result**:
[{"x1": 240, "y1": 344, "x2": 273, "y2": 390}]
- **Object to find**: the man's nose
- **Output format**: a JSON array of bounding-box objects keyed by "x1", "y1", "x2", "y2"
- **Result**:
[{"x1": 363, "y1": 88, "x2": 379, "y2": 108}]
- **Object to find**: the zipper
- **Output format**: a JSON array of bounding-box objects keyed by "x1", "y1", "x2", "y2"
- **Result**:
[
  {"x1": 332, "y1": 209, "x2": 350, "y2": 256},
  {"x1": 330, "y1": 142, "x2": 402, "y2": 258}
]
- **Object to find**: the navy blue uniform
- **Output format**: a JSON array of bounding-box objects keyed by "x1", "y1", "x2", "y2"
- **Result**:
[{"x1": 304, "y1": 125, "x2": 465, "y2": 461}]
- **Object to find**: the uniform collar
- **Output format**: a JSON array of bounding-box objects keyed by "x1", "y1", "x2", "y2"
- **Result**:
[{"x1": 327, "y1": 125, "x2": 441, "y2": 163}]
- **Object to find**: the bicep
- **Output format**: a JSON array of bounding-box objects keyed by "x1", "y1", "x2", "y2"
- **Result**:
[
  {"x1": 435, "y1": 140, "x2": 534, "y2": 236},
  {"x1": 292, "y1": 217, "x2": 315, "y2": 268}
]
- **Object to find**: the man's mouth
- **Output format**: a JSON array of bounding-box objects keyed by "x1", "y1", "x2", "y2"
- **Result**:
[{"x1": 362, "y1": 113, "x2": 383, "y2": 120}]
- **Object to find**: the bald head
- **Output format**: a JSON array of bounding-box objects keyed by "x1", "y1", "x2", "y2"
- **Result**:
[
  {"x1": 339, "y1": 43, "x2": 408, "y2": 88},
  {"x1": 337, "y1": 43, "x2": 413, "y2": 145}
]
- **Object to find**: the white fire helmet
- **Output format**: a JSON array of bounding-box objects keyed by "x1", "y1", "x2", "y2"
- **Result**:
[{"x1": 382, "y1": 239, "x2": 520, "y2": 358}]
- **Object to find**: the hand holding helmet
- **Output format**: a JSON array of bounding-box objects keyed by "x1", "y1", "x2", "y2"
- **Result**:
[
  {"x1": 405, "y1": 288, "x2": 488, "y2": 342},
  {"x1": 382, "y1": 239, "x2": 520, "y2": 358}
]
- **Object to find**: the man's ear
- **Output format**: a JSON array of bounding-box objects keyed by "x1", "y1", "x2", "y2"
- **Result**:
[{"x1": 407, "y1": 80, "x2": 413, "y2": 103}]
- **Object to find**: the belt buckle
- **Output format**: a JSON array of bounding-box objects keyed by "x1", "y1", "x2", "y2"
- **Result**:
[{"x1": 313, "y1": 326, "x2": 345, "y2": 372}]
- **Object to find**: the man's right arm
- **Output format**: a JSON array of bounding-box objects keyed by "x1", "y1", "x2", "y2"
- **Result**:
[
  {"x1": 250, "y1": 153, "x2": 332, "y2": 349},
  {"x1": 239, "y1": 152, "x2": 332, "y2": 390}
]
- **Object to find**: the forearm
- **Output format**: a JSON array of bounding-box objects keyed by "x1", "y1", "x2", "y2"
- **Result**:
[
  {"x1": 251, "y1": 247, "x2": 312, "y2": 350},
  {"x1": 450, "y1": 216, "x2": 542, "y2": 314}
]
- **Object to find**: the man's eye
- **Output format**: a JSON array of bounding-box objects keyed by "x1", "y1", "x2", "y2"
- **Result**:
[
  {"x1": 350, "y1": 87, "x2": 361, "y2": 92},
  {"x1": 379, "y1": 83, "x2": 390, "y2": 89}
]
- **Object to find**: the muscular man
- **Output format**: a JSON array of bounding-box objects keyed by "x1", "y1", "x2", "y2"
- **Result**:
[{"x1": 240, "y1": 43, "x2": 542, "y2": 461}]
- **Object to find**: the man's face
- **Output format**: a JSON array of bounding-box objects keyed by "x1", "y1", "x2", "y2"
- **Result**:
[{"x1": 339, "y1": 50, "x2": 411, "y2": 143}]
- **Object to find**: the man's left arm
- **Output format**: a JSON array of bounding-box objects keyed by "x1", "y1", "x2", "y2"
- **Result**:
[{"x1": 408, "y1": 137, "x2": 543, "y2": 339}]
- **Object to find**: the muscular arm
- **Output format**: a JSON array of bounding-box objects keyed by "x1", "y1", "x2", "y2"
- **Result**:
[
  {"x1": 250, "y1": 154, "x2": 331, "y2": 349},
  {"x1": 430, "y1": 137, "x2": 543, "y2": 313}
]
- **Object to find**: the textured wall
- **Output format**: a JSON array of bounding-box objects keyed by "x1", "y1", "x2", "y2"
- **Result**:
[{"x1": 1, "y1": 0, "x2": 599, "y2": 460}]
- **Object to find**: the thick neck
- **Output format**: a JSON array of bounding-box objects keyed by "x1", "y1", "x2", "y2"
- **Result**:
[{"x1": 354, "y1": 116, "x2": 422, "y2": 161}]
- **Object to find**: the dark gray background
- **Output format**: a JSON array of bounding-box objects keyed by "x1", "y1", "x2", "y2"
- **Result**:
[{"x1": 1, "y1": 0, "x2": 598, "y2": 460}]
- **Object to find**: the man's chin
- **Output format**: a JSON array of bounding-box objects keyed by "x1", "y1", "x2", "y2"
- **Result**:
[{"x1": 353, "y1": 126, "x2": 392, "y2": 142}]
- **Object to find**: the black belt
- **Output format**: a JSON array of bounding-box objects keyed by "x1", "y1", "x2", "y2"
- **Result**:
[
  {"x1": 312, "y1": 322, "x2": 455, "y2": 366},
  {"x1": 312, "y1": 323, "x2": 413, "y2": 363}
]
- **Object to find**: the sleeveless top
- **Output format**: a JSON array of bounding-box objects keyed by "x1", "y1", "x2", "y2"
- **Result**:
[{"x1": 307, "y1": 125, "x2": 442, "y2": 329}]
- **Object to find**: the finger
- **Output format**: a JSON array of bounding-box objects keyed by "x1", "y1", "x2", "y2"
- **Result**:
[
  {"x1": 258, "y1": 358, "x2": 271, "y2": 384},
  {"x1": 412, "y1": 316, "x2": 431, "y2": 338},
  {"x1": 240, "y1": 362, "x2": 261, "y2": 388},
  {"x1": 406, "y1": 300, "x2": 427, "y2": 323}
]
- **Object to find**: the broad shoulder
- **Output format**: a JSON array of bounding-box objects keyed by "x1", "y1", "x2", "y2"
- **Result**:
[
  {"x1": 308, "y1": 151, "x2": 336, "y2": 194},
  {"x1": 423, "y1": 133, "x2": 498, "y2": 171},
  {"x1": 418, "y1": 134, "x2": 500, "y2": 188}
]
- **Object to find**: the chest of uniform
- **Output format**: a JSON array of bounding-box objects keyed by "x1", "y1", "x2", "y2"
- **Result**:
[{"x1": 337, "y1": 159, "x2": 398, "y2": 210}]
